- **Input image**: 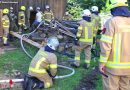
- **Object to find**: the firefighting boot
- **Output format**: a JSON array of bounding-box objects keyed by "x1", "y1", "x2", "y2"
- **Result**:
[
  {"x1": 31, "y1": 77, "x2": 44, "y2": 89},
  {"x1": 83, "y1": 63, "x2": 90, "y2": 69},
  {"x1": 71, "y1": 60, "x2": 80, "y2": 68}
]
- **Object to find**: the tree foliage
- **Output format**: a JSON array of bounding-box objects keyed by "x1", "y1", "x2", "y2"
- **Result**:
[{"x1": 67, "y1": 0, "x2": 130, "y2": 19}]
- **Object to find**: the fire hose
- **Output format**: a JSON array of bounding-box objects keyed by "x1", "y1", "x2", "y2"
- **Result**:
[
  {"x1": 20, "y1": 21, "x2": 75, "y2": 79},
  {"x1": 0, "y1": 21, "x2": 75, "y2": 88}
]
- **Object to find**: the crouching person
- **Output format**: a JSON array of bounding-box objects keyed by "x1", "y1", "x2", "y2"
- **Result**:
[{"x1": 23, "y1": 37, "x2": 59, "y2": 90}]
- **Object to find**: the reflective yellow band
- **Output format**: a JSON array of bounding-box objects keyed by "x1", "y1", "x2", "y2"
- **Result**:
[
  {"x1": 29, "y1": 68, "x2": 47, "y2": 74},
  {"x1": 39, "y1": 51, "x2": 48, "y2": 56},
  {"x1": 3, "y1": 26, "x2": 9, "y2": 28},
  {"x1": 77, "y1": 26, "x2": 82, "y2": 37},
  {"x1": 99, "y1": 55, "x2": 108, "y2": 63},
  {"x1": 85, "y1": 60, "x2": 90, "y2": 64},
  {"x1": 113, "y1": 34, "x2": 121, "y2": 63},
  {"x1": 35, "y1": 57, "x2": 46, "y2": 69},
  {"x1": 79, "y1": 39, "x2": 93, "y2": 42},
  {"x1": 45, "y1": 82, "x2": 51, "y2": 88},
  {"x1": 75, "y1": 56, "x2": 80, "y2": 61},
  {"x1": 100, "y1": 35, "x2": 113, "y2": 43},
  {"x1": 3, "y1": 37, "x2": 8, "y2": 44},
  {"x1": 49, "y1": 64, "x2": 57, "y2": 69},
  {"x1": 106, "y1": 62, "x2": 130, "y2": 69}
]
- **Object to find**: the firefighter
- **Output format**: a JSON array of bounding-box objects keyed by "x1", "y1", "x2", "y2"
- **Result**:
[
  {"x1": 2, "y1": 8, "x2": 10, "y2": 46},
  {"x1": 43, "y1": 5, "x2": 54, "y2": 22},
  {"x1": 18, "y1": 6, "x2": 26, "y2": 34},
  {"x1": 91, "y1": 6, "x2": 101, "y2": 43},
  {"x1": 71, "y1": 9, "x2": 94, "y2": 69},
  {"x1": 27, "y1": 6, "x2": 34, "y2": 27},
  {"x1": 34, "y1": 7, "x2": 43, "y2": 25},
  {"x1": 63, "y1": 12, "x2": 72, "y2": 20},
  {"x1": 9, "y1": 7, "x2": 18, "y2": 32},
  {"x1": 91, "y1": 6, "x2": 101, "y2": 57},
  {"x1": 23, "y1": 37, "x2": 59, "y2": 90},
  {"x1": 99, "y1": 0, "x2": 130, "y2": 90}
]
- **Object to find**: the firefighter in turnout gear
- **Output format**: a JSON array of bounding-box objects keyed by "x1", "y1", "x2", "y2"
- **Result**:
[
  {"x1": 91, "y1": 6, "x2": 101, "y2": 43},
  {"x1": 99, "y1": 0, "x2": 130, "y2": 90},
  {"x1": 2, "y1": 8, "x2": 10, "y2": 46},
  {"x1": 91, "y1": 6, "x2": 101, "y2": 57},
  {"x1": 18, "y1": 6, "x2": 26, "y2": 33},
  {"x1": 43, "y1": 5, "x2": 54, "y2": 22},
  {"x1": 23, "y1": 37, "x2": 59, "y2": 90},
  {"x1": 9, "y1": 7, "x2": 18, "y2": 32},
  {"x1": 72, "y1": 9, "x2": 94, "y2": 69}
]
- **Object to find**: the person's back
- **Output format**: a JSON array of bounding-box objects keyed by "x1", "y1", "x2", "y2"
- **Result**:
[
  {"x1": 99, "y1": 0, "x2": 130, "y2": 90},
  {"x1": 36, "y1": 11, "x2": 43, "y2": 22},
  {"x1": 103, "y1": 16, "x2": 130, "y2": 75}
]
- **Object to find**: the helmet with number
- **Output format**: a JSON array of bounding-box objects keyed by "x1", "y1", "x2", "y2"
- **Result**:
[
  {"x1": 20, "y1": 6, "x2": 26, "y2": 11},
  {"x1": 29, "y1": 6, "x2": 33, "y2": 10},
  {"x1": 45, "y1": 5, "x2": 50, "y2": 9},
  {"x1": 106, "y1": 0, "x2": 128, "y2": 10},
  {"x1": 47, "y1": 37, "x2": 59, "y2": 50},
  {"x1": 91, "y1": 6, "x2": 98, "y2": 12},
  {"x1": 82, "y1": 9, "x2": 91, "y2": 17},
  {"x1": 3, "y1": 8, "x2": 9, "y2": 14}
]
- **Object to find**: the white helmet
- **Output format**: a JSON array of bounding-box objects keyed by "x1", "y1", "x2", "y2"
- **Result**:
[
  {"x1": 29, "y1": 6, "x2": 33, "y2": 10},
  {"x1": 45, "y1": 5, "x2": 50, "y2": 9},
  {"x1": 82, "y1": 9, "x2": 91, "y2": 17},
  {"x1": 10, "y1": 7, "x2": 13, "y2": 10},
  {"x1": 91, "y1": 6, "x2": 99, "y2": 12},
  {"x1": 47, "y1": 37, "x2": 59, "y2": 50},
  {"x1": 65, "y1": 12, "x2": 69, "y2": 15},
  {"x1": 36, "y1": 7, "x2": 40, "y2": 10}
]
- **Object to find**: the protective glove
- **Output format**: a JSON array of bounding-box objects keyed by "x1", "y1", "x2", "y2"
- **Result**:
[{"x1": 74, "y1": 37, "x2": 79, "y2": 45}]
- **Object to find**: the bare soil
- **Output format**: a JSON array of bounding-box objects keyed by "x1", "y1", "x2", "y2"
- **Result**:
[{"x1": 74, "y1": 67, "x2": 99, "y2": 90}]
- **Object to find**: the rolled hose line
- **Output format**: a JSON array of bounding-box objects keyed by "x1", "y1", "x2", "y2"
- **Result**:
[{"x1": 20, "y1": 21, "x2": 75, "y2": 79}]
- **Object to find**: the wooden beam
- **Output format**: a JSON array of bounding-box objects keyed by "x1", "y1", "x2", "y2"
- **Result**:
[
  {"x1": 0, "y1": 9, "x2": 3, "y2": 37},
  {"x1": 10, "y1": 31, "x2": 43, "y2": 48}
]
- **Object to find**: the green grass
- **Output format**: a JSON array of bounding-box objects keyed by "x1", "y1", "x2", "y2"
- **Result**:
[{"x1": 0, "y1": 41, "x2": 103, "y2": 90}]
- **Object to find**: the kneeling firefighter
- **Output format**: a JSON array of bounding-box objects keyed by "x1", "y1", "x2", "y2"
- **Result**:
[{"x1": 23, "y1": 37, "x2": 59, "y2": 90}]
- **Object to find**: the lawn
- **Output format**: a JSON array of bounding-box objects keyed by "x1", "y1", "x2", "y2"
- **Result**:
[{"x1": 0, "y1": 41, "x2": 103, "y2": 90}]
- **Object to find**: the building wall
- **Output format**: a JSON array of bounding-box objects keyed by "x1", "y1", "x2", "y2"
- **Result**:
[{"x1": 0, "y1": 0, "x2": 67, "y2": 20}]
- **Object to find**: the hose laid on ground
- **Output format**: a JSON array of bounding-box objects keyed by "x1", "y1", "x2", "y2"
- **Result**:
[{"x1": 20, "y1": 21, "x2": 75, "y2": 79}]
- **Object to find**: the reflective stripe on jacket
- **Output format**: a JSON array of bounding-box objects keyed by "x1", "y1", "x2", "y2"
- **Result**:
[
  {"x1": 100, "y1": 16, "x2": 130, "y2": 75},
  {"x1": 28, "y1": 48, "x2": 57, "y2": 76},
  {"x1": 91, "y1": 14, "x2": 101, "y2": 37},
  {"x1": 2, "y1": 15, "x2": 10, "y2": 28},
  {"x1": 18, "y1": 11, "x2": 25, "y2": 25},
  {"x1": 43, "y1": 11, "x2": 54, "y2": 21},
  {"x1": 77, "y1": 20, "x2": 93, "y2": 43}
]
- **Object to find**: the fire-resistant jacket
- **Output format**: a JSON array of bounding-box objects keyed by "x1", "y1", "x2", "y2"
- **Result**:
[
  {"x1": 43, "y1": 10, "x2": 54, "y2": 21},
  {"x1": 2, "y1": 15, "x2": 10, "y2": 28},
  {"x1": 18, "y1": 11, "x2": 25, "y2": 26},
  {"x1": 100, "y1": 16, "x2": 130, "y2": 75},
  {"x1": 91, "y1": 14, "x2": 101, "y2": 37},
  {"x1": 77, "y1": 20, "x2": 94, "y2": 45},
  {"x1": 28, "y1": 47, "x2": 57, "y2": 77}
]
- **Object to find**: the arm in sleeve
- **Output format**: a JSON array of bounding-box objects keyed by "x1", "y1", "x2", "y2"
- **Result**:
[
  {"x1": 99, "y1": 19, "x2": 115, "y2": 63},
  {"x1": 77, "y1": 25, "x2": 83, "y2": 38},
  {"x1": 49, "y1": 55, "x2": 57, "y2": 77}
]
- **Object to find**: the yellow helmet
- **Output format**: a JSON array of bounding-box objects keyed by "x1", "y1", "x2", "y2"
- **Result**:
[
  {"x1": 3, "y1": 8, "x2": 9, "y2": 14},
  {"x1": 20, "y1": 6, "x2": 26, "y2": 11},
  {"x1": 106, "y1": 0, "x2": 128, "y2": 10}
]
